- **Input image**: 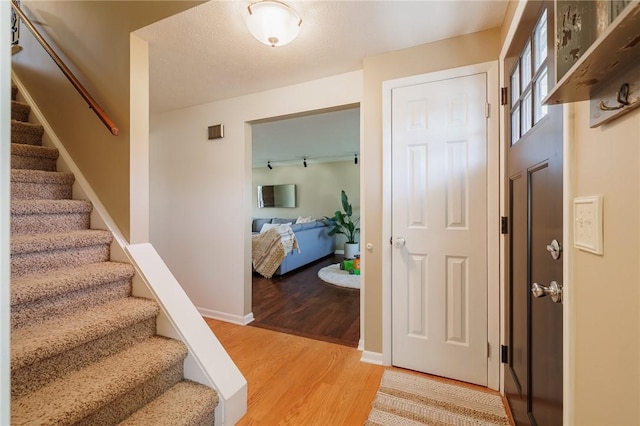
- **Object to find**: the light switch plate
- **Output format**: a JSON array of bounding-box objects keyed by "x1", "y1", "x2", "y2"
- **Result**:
[{"x1": 573, "y1": 195, "x2": 603, "y2": 255}]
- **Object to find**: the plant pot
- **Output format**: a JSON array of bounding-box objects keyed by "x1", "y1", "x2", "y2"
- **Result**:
[{"x1": 344, "y1": 242, "x2": 360, "y2": 259}]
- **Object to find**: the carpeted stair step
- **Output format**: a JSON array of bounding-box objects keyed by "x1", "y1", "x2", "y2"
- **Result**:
[
  {"x1": 11, "y1": 261, "x2": 135, "y2": 329},
  {"x1": 11, "y1": 143, "x2": 58, "y2": 171},
  {"x1": 12, "y1": 84, "x2": 18, "y2": 100},
  {"x1": 11, "y1": 100, "x2": 30, "y2": 122},
  {"x1": 11, "y1": 120, "x2": 45, "y2": 146},
  {"x1": 11, "y1": 199, "x2": 92, "y2": 235},
  {"x1": 11, "y1": 168, "x2": 74, "y2": 200},
  {"x1": 11, "y1": 337, "x2": 188, "y2": 426},
  {"x1": 119, "y1": 380, "x2": 218, "y2": 426},
  {"x1": 10, "y1": 229, "x2": 112, "y2": 277},
  {"x1": 11, "y1": 297, "x2": 159, "y2": 398}
]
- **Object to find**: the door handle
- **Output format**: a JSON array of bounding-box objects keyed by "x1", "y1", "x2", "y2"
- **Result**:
[
  {"x1": 531, "y1": 281, "x2": 563, "y2": 303},
  {"x1": 393, "y1": 237, "x2": 406, "y2": 248}
]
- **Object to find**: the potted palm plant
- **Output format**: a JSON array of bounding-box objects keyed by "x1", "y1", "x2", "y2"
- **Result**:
[{"x1": 326, "y1": 190, "x2": 360, "y2": 259}]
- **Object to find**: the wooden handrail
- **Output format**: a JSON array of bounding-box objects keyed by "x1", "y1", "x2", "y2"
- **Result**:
[{"x1": 11, "y1": 0, "x2": 119, "y2": 136}]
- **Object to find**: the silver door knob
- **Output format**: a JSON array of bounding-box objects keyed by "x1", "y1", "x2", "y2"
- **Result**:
[
  {"x1": 531, "y1": 281, "x2": 563, "y2": 303},
  {"x1": 394, "y1": 237, "x2": 406, "y2": 248}
]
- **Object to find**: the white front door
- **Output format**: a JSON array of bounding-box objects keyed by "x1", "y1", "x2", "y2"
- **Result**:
[{"x1": 391, "y1": 72, "x2": 489, "y2": 386}]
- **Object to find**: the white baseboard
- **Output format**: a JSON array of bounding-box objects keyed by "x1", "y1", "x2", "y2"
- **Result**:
[
  {"x1": 200, "y1": 308, "x2": 254, "y2": 325},
  {"x1": 357, "y1": 339, "x2": 364, "y2": 351},
  {"x1": 361, "y1": 350, "x2": 384, "y2": 365}
]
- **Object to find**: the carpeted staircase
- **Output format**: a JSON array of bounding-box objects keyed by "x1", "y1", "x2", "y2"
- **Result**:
[{"x1": 9, "y1": 84, "x2": 219, "y2": 425}]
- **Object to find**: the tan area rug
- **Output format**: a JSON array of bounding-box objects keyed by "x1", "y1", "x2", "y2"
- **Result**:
[{"x1": 366, "y1": 369, "x2": 511, "y2": 426}]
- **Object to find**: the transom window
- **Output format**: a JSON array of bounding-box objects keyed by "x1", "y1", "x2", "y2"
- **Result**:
[{"x1": 511, "y1": 9, "x2": 548, "y2": 145}]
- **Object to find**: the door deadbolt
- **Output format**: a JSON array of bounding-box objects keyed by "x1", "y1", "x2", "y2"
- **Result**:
[{"x1": 546, "y1": 239, "x2": 562, "y2": 260}]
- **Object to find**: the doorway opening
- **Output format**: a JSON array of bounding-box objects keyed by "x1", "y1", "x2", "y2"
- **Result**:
[{"x1": 248, "y1": 104, "x2": 362, "y2": 347}]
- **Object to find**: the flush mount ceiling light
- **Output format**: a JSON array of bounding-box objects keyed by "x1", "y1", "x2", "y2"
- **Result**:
[{"x1": 247, "y1": 0, "x2": 302, "y2": 47}]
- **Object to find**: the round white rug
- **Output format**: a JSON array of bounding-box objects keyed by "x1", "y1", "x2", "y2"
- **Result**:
[{"x1": 318, "y1": 263, "x2": 360, "y2": 289}]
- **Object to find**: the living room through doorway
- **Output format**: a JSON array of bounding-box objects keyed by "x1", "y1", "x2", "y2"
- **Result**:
[{"x1": 249, "y1": 105, "x2": 361, "y2": 347}]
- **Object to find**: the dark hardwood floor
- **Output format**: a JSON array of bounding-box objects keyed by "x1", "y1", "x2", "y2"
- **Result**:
[{"x1": 250, "y1": 254, "x2": 360, "y2": 347}]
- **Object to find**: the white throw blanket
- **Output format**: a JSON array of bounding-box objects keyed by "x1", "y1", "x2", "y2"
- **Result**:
[{"x1": 252, "y1": 224, "x2": 299, "y2": 278}]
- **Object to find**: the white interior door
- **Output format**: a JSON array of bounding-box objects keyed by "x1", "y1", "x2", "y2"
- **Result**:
[{"x1": 391, "y1": 72, "x2": 488, "y2": 386}]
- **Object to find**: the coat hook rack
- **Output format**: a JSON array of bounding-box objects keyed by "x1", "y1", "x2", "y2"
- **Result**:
[
  {"x1": 599, "y1": 83, "x2": 632, "y2": 111},
  {"x1": 590, "y1": 65, "x2": 640, "y2": 128}
]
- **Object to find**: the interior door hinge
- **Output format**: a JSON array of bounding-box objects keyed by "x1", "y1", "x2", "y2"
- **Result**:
[
  {"x1": 485, "y1": 103, "x2": 490, "y2": 118},
  {"x1": 487, "y1": 342, "x2": 491, "y2": 358},
  {"x1": 501, "y1": 345, "x2": 508, "y2": 363},
  {"x1": 500, "y1": 87, "x2": 508, "y2": 106},
  {"x1": 501, "y1": 216, "x2": 508, "y2": 234}
]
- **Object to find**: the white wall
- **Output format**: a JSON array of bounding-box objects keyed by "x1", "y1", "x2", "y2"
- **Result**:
[
  {"x1": 150, "y1": 71, "x2": 362, "y2": 321},
  {"x1": 568, "y1": 102, "x2": 639, "y2": 425}
]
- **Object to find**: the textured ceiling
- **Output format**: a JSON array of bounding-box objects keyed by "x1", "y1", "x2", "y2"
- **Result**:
[{"x1": 135, "y1": 0, "x2": 508, "y2": 165}]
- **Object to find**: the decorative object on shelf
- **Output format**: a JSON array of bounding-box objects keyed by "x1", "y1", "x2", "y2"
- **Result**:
[
  {"x1": 246, "y1": 0, "x2": 302, "y2": 47},
  {"x1": 545, "y1": 0, "x2": 640, "y2": 127},
  {"x1": 326, "y1": 190, "x2": 360, "y2": 259}
]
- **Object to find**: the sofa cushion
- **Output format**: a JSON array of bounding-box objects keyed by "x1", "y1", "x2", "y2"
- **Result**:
[
  {"x1": 260, "y1": 222, "x2": 292, "y2": 233},
  {"x1": 295, "y1": 215, "x2": 314, "y2": 224},
  {"x1": 299, "y1": 221, "x2": 322, "y2": 231},
  {"x1": 252, "y1": 218, "x2": 272, "y2": 233},
  {"x1": 271, "y1": 217, "x2": 295, "y2": 224}
]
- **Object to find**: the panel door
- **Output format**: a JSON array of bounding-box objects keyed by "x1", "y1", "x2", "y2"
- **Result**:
[
  {"x1": 504, "y1": 2, "x2": 564, "y2": 424},
  {"x1": 391, "y1": 72, "x2": 489, "y2": 386}
]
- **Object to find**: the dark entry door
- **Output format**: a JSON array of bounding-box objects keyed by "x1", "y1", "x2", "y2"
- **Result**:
[{"x1": 504, "y1": 2, "x2": 563, "y2": 425}]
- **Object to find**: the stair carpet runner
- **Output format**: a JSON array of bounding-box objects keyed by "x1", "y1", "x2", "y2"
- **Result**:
[{"x1": 9, "y1": 85, "x2": 218, "y2": 425}]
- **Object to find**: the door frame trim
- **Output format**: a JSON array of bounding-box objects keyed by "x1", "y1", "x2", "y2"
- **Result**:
[{"x1": 382, "y1": 61, "x2": 501, "y2": 390}]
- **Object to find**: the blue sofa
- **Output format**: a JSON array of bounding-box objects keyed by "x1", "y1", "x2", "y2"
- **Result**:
[{"x1": 252, "y1": 218, "x2": 336, "y2": 275}]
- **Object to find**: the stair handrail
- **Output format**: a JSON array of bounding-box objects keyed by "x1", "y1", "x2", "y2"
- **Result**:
[{"x1": 11, "y1": 0, "x2": 119, "y2": 136}]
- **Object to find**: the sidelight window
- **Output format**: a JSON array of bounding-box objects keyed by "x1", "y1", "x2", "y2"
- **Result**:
[{"x1": 510, "y1": 9, "x2": 548, "y2": 145}]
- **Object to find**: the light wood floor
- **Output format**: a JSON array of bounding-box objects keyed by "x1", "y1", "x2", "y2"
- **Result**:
[
  {"x1": 206, "y1": 318, "x2": 384, "y2": 425},
  {"x1": 206, "y1": 318, "x2": 514, "y2": 425}
]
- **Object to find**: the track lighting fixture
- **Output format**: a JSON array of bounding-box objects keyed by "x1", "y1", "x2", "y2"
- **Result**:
[{"x1": 256, "y1": 154, "x2": 358, "y2": 168}]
